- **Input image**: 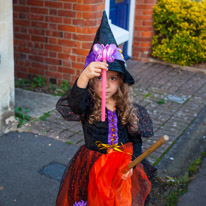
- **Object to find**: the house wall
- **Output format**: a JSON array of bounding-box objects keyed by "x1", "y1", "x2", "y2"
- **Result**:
[
  {"x1": 133, "y1": 0, "x2": 157, "y2": 61},
  {"x1": 13, "y1": 0, "x2": 104, "y2": 85},
  {"x1": 0, "y1": 0, "x2": 15, "y2": 135},
  {"x1": 13, "y1": 0, "x2": 156, "y2": 85}
]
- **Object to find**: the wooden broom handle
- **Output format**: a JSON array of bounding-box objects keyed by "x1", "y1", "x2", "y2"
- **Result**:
[{"x1": 123, "y1": 135, "x2": 169, "y2": 174}]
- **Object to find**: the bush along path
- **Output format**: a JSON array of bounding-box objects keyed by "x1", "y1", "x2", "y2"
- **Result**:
[{"x1": 152, "y1": 0, "x2": 206, "y2": 67}]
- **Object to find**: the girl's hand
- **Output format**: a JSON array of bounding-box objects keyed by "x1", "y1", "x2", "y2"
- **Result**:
[
  {"x1": 77, "y1": 62, "x2": 108, "y2": 88},
  {"x1": 83, "y1": 62, "x2": 108, "y2": 80},
  {"x1": 121, "y1": 168, "x2": 133, "y2": 180}
]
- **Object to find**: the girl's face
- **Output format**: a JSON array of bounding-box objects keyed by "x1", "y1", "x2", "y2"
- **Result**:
[{"x1": 93, "y1": 71, "x2": 121, "y2": 101}]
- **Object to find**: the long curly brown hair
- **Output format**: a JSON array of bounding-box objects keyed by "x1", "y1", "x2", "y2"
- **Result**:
[{"x1": 88, "y1": 74, "x2": 138, "y2": 126}]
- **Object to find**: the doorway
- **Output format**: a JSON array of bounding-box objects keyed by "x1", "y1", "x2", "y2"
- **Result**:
[{"x1": 109, "y1": 0, "x2": 130, "y2": 59}]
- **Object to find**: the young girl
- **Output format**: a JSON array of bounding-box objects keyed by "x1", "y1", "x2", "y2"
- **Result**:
[{"x1": 55, "y1": 11, "x2": 156, "y2": 206}]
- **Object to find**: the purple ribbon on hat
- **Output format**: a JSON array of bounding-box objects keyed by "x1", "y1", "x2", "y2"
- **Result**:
[
  {"x1": 83, "y1": 44, "x2": 125, "y2": 69},
  {"x1": 93, "y1": 44, "x2": 125, "y2": 63},
  {"x1": 93, "y1": 44, "x2": 116, "y2": 63}
]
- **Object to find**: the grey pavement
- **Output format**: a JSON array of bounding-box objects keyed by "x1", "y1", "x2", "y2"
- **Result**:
[
  {"x1": 0, "y1": 132, "x2": 78, "y2": 206},
  {"x1": 1, "y1": 60, "x2": 206, "y2": 205}
]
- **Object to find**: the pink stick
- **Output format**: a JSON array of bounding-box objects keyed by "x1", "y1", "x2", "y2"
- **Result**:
[{"x1": 101, "y1": 48, "x2": 107, "y2": 121}]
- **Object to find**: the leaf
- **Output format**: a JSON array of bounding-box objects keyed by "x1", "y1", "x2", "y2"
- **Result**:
[{"x1": 157, "y1": 99, "x2": 166, "y2": 104}]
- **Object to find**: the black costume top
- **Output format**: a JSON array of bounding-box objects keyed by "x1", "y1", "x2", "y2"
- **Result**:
[{"x1": 56, "y1": 80, "x2": 153, "y2": 160}]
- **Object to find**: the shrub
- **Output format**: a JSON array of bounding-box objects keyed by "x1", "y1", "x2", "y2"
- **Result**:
[{"x1": 152, "y1": 0, "x2": 206, "y2": 66}]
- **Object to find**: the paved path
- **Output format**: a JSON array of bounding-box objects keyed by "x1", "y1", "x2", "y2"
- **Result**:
[{"x1": 18, "y1": 60, "x2": 206, "y2": 165}]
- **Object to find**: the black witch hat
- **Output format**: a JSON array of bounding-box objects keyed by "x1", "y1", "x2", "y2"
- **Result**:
[{"x1": 84, "y1": 11, "x2": 134, "y2": 85}]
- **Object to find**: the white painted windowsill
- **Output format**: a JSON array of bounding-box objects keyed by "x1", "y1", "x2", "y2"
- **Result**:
[{"x1": 110, "y1": 23, "x2": 129, "y2": 45}]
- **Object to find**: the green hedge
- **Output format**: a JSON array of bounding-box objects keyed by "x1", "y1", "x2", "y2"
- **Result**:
[{"x1": 152, "y1": 0, "x2": 206, "y2": 66}]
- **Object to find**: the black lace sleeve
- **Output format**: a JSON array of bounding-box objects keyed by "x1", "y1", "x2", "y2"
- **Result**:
[
  {"x1": 128, "y1": 104, "x2": 154, "y2": 138},
  {"x1": 130, "y1": 135, "x2": 142, "y2": 161},
  {"x1": 56, "y1": 79, "x2": 89, "y2": 121},
  {"x1": 128, "y1": 104, "x2": 153, "y2": 161},
  {"x1": 137, "y1": 104, "x2": 153, "y2": 137}
]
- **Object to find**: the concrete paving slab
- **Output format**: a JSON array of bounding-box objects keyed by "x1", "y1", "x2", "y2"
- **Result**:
[
  {"x1": 0, "y1": 132, "x2": 78, "y2": 206},
  {"x1": 15, "y1": 88, "x2": 60, "y2": 118}
]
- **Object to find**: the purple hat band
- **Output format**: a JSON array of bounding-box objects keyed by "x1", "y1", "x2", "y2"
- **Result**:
[{"x1": 83, "y1": 44, "x2": 125, "y2": 69}]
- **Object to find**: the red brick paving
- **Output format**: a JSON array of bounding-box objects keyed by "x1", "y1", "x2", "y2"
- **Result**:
[{"x1": 21, "y1": 60, "x2": 206, "y2": 164}]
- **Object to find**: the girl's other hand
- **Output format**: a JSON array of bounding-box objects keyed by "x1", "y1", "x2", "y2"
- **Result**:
[{"x1": 121, "y1": 168, "x2": 133, "y2": 180}]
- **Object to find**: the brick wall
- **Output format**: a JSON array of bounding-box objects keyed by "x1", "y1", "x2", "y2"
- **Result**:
[
  {"x1": 132, "y1": 0, "x2": 157, "y2": 62},
  {"x1": 13, "y1": 0, "x2": 104, "y2": 85}
]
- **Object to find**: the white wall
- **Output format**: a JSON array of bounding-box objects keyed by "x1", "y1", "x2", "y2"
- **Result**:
[{"x1": 0, "y1": 0, "x2": 15, "y2": 135}]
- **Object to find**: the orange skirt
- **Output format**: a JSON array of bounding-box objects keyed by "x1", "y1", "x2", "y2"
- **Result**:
[{"x1": 56, "y1": 143, "x2": 151, "y2": 206}]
